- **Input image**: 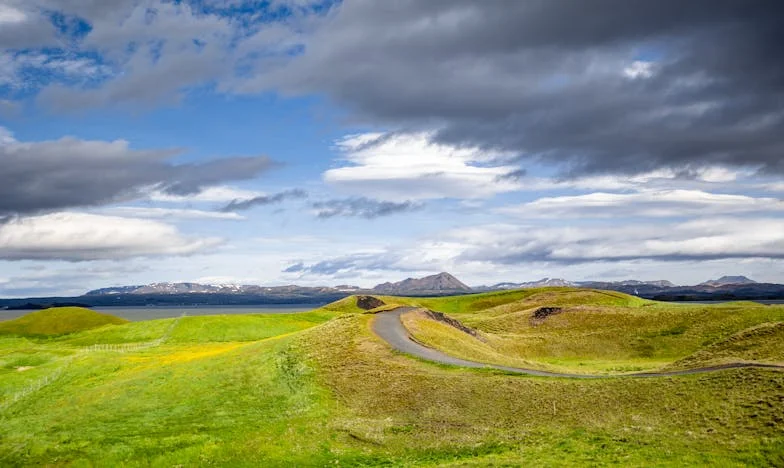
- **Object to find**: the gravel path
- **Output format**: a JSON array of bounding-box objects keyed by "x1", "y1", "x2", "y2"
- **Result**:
[{"x1": 371, "y1": 307, "x2": 784, "y2": 379}]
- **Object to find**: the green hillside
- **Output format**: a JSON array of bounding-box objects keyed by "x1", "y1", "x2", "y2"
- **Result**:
[
  {"x1": 0, "y1": 307, "x2": 128, "y2": 337},
  {"x1": 398, "y1": 291, "x2": 784, "y2": 373},
  {"x1": 0, "y1": 290, "x2": 782, "y2": 466}
]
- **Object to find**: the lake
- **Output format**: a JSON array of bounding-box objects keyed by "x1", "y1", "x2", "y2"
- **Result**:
[
  {"x1": 666, "y1": 300, "x2": 784, "y2": 305},
  {"x1": 0, "y1": 304, "x2": 323, "y2": 322}
]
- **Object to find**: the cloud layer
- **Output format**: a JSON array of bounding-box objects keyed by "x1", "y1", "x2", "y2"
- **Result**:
[
  {"x1": 500, "y1": 190, "x2": 784, "y2": 218},
  {"x1": 0, "y1": 212, "x2": 220, "y2": 261},
  {"x1": 0, "y1": 128, "x2": 273, "y2": 216},
  {"x1": 254, "y1": 0, "x2": 784, "y2": 176},
  {"x1": 324, "y1": 132, "x2": 520, "y2": 200},
  {"x1": 312, "y1": 197, "x2": 421, "y2": 219},
  {"x1": 221, "y1": 189, "x2": 307, "y2": 212},
  {"x1": 8, "y1": 1, "x2": 784, "y2": 176}
]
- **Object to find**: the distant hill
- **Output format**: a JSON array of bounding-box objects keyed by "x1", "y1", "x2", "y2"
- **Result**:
[
  {"x1": 699, "y1": 276, "x2": 757, "y2": 287},
  {"x1": 486, "y1": 278, "x2": 574, "y2": 290},
  {"x1": 483, "y1": 278, "x2": 674, "y2": 291},
  {"x1": 0, "y1": 307, "x2": 127, "y2": 337},
  {"x1": 86, "y1": 282, "x2": 361, "y2": 296},
  {"x1": 372, "y1": 272, "x2": 471, "y2": 294}
]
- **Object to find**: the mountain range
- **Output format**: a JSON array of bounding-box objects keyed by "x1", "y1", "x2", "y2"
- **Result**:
[
  {"x1": 2, "y1": 274, "x2": 782, "y2": 310},
  {"x1": 477, "y1": 275, "x2": 756, "y2": 291},
  {"x1": 86, "y1": 272, "x2": 472, "y2": 297}
]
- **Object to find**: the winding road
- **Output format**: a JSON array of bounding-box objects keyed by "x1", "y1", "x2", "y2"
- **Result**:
[{"x1": 372, "y1": 307, "x2": 784, "y2": 379}]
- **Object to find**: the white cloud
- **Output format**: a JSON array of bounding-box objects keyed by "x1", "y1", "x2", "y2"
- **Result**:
[
  {"x1": 0, "y1": 52, "x2": 111, "y2": 89},
  {"x1": 0, "y1": 127, "x2": 272, "y2": 216},
  {"x1": 148, "y1": 185, "x2": 263, "y2": 203},
  {"x1": 0, "y1": 212, "x2": 221, "y2": 261},
  {"x1": 623, "y1": 60, "x2": 654, "y2": 79},
  {"x1": 761, "y1": 182, "x2": 784, "y2": 192},
  {"x1": 100, "y1": 206, "x2": 245, "y2": 220},
  {"x1": 324, "y1": 132, "x2": 521, "y2": 200},
  {"x1": 290, "y1": 217, "x2": 784, "y2": 284},
  {"x1": 499, "y1": 190, "x2": 784, "y2": 219},
  {"x1": 0, "y1": 4, "x2": 26, "y2": 25},
  {"x1": 452, "y1": 218, "x2": 784, "y2": 264},
  {"x1": 519, "y1": 166, "x2": 750, "y2": 193}
]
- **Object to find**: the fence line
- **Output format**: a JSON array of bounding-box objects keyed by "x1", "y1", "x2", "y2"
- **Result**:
[{"x1": 0, "y1": 313, "x2": 186, "y2": 412}]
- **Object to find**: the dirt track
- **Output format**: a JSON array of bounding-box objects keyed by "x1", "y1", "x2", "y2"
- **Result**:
[{"x1": 371, "y1": 307, "x2": 784, "y2": 379}]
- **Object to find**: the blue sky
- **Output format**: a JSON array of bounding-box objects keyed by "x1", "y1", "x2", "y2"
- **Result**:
[{"x1": 1, "y1": 0, "x2": 783, "y2": 296}]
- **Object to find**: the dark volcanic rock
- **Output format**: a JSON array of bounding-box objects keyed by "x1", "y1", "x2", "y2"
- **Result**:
[
  {"x1": 356, "y1": 296, "x2": 386, "y2": 310},
  {"x1": 530, "y1": 307, "x2": 563, "y2": 325},
  {"x1": 423, "y1": 309, "x2": 486, "y2": 342}
]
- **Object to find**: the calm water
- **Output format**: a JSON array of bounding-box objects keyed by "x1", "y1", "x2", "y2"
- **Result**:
[
  {"x1": 0, "y1": 304, "x2": 323, "y2": 322},
  {"x1": 666, "y1": 300, "x2": 784, "y2": 305}
]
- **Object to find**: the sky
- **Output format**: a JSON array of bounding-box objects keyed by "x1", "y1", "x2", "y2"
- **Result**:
[{"x1": 1, "y1": 0, "x2": 783, "y2": 297}]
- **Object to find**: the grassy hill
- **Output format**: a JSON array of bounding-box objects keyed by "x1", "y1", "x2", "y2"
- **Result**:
[
  {"x1": 0, "y1": 307, "x2": 127, "y2": 337},
  {"x1": 0, "y1": 291, "x2": 782, "y2": 466},
  {"x1": 395, "y1": 290, "x2": 784, "y2": 373}
]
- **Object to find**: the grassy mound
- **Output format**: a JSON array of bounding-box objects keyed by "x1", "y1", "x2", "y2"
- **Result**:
[
  {"x1": 299, "y1": 311, "x2": 784, "y2": 465},
  {"x1": 395, "y1": 289, "x2": 784, "y2": 373},
  {"x1": 669, "y1": 322, "x2": 784, "y2": 369},
  {"x1": 0, "y1": 307, "x2": 127, "y2": 337},
  {"x1": 394, "y1": 287, "x2": 648, "y2": 314},
  {"x1": 315, "y1": 295, "x2": 404, "y2": 314},
  {"x1": 1, "y1": 293, "x2": 782, "y2": 465}
]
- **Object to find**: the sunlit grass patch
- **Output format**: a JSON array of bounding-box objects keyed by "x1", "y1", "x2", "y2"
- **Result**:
[
  {"x1": 0, "y1": 307, "x2": 127, "y2": 337},
  {"x1": 390, "y1": 289, "x2": 784, "y2": 374},
  {"x1": 0, "y1": 291, "x2": 782, "y2": 465}
]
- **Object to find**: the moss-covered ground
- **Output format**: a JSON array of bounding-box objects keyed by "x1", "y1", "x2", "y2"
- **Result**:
[{"x1": 0, "y1": 292, "x2": 781, "y2": 466}]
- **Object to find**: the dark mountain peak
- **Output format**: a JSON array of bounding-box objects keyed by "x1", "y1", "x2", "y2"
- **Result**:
[
  {"x1": 372, "y1": 272, "x2": 471, "y2": 293},
  {"x1": 699, "y1": 276, "x2": 757, "y2": 287}
]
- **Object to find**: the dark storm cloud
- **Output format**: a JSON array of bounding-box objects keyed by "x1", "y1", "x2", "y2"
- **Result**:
[
  {"x1": 220, "y1": 189, "x2": 308, "y2": 212},
  {"x1": 250, "y1": 0, "x2": 784, "y2": 176},
  {"x1": 311, "y1": 197, "x2": 421, "y2": 219},
  {"x1": 0, "y1": 134, "x2": 274, "y2": 216}
]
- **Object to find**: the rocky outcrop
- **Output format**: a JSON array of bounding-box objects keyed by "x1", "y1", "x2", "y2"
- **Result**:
[
  {"x1": 530, "y1": 307, "x2": 563, "y2": 325},
  {"x1": 356, "y1": 296, "x2": 386, "y2": 310},
  {"x1": 422, "y1": 309, "x2": 486, "y2": 342}
]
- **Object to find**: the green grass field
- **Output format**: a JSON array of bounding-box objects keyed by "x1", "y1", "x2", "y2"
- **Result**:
[
  {"x1": 0, "y1": 292, "x2": 782, "y2": 466},
  {"x1": 396, "y1": 289, "x2": 784, "y2": 373}
]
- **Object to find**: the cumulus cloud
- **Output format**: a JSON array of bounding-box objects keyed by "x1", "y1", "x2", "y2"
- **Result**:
[
  {"x1": 324, "y1": 132, "x2": 521, "y2": 200},
  {"x1": 0, "y1": 212, "x2": 221, "y2": 261},
  {"x1": 312, "y1": 197, "x2": 421, "y2": 219},
  {"x1": 499, "y1": 190, "x2": 784, "y2": 219},
  {"x1": 13, "y1": 2, "x2": 784, "y2": 176},
  {"x1": 220, "y1": 189, "x2": 307, "y2": 212},
  {"x1": 245, "y1": 0, "x2": 784, "y2": 176},
  {"x1": 30, "y1": 1, "x2": 236, "y2": 110},
  {"x1": 0, "y1": 128, "x2": 273, "y2": 216},
  {"x1": 0, "y1": 2, "x2": 56, "y2": 48},
  {"x1": 24, "y1": 0, "x2": 306, "y2": 110}
]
